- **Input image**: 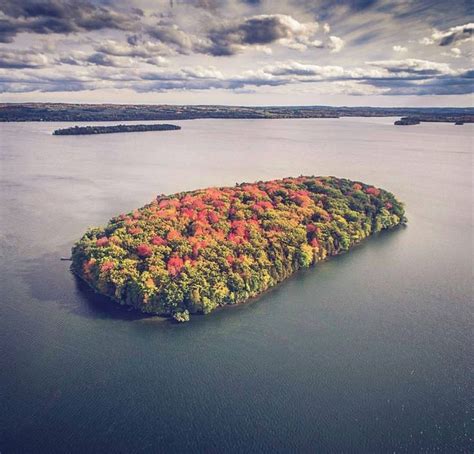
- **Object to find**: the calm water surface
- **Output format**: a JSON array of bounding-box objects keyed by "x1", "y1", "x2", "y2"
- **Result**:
[{"x1": 0, "y1": 118, "x2": 472, "y2": 453}]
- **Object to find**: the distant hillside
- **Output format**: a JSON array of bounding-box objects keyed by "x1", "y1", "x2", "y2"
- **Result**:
[{"x1": 1, "y1": 103, "x2": 473, "y2": 123}]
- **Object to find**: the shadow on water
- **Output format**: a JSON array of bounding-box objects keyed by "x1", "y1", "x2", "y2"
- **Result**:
[
  {"x1": 19, "y1": 225, "x2": 407, "y2": 325},
  {"x1": 17, "y1": 245, "x2": 161, "y2": 322},
  {"x1": 72, "y1": 278, "x2": 162, "y2": 322}
]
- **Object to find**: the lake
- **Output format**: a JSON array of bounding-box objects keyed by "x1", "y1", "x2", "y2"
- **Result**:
[{"x1": 0, "y1": 118, "x2": 472, "y2": 453}]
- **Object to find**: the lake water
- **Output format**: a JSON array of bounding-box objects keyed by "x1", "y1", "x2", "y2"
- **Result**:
[{"x1": 0, "y1": 118, "x2": 472, "y2": 453}]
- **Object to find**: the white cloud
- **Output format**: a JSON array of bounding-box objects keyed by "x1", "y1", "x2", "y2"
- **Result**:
[
  {"x1": 419, "y1": 37, "x2": 433, "y2": 45},
  {"x1": 451, "y1": 47, "x2": 461, "y2": 56},
  {"x1": 393, "y1": 45, "x2": 407, "y2": 53},
  {"x1": 328, "y1": 35, "x2": 344, "y2": 53},
  {"x1": 443, "y1": 47, "x2": 462, "y2": 59}
]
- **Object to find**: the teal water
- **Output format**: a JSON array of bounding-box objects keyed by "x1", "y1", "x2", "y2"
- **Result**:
[{"x1": 0, "y1": 118, "x2": 472, "y2": 453}]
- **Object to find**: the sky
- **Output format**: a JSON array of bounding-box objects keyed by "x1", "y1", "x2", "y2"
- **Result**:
[{"x1": 0, "y1": 0, "x2": 472, "y2": 106}]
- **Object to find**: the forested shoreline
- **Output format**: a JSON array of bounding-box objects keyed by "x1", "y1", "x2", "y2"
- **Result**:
[{"x1": 2, "y1": 103, "x2": 473, "y2": 124}]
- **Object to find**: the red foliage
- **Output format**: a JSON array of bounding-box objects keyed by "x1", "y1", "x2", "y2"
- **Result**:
[
  {"x1": 353, "y1": 183, "x2": 363, "y2": 191},
  {"x1": 96, "y1": 237, "x2": 109, "y2": 247},
  {"x1": 231, "y1": 220, "x2": 246, "y2": 236},
  {"x1": 151, "y1": 235, "x2": 167, "y2": 246},
  {"x1": 208, "y1": 210, "x2": 220, "y2": 224},
  {"x1": 181, "y1": 207, "x2": 196, "y2": 220},
  {"x1": 83, "y1": 259, "x2": 96, "y2": 280},
  {"x1": 136, "y1": 244, "x2": 153, "y2": 258},
  {"x1": 159, "y1": 198, "x2": 180, "y2": 209},
  {"x1": 291, "y1": 190, "x2": 312, "y2": 207},
  {"x1": 193, "y1": 224, "x2": 205, "y2": 236},
  {"x1": 167, "y1": 255, "x2": 184, "y2": 276},
  {"x1": 192, "y1": 240, "x2": 207, "y2": 258},
  {"x1": 128, "y1": 227, "x2": 143, "y2": 235},
  {"x1": 100, "y1": 261, "x2": 115, "y2": 272},
  {"x1": 197, "y1": 210, "x2": 209, "y2": 223},
  {"x1": 213, "y1": 229, "x2": 226, "y2": 241},
  {"x1": 213, "y1": 200, "x2": 226, "y2": 210},
  {"x1": 228, "y1": 233, "x2": 243, "y2": 244},
  {"x1": 366, "y1": 187, "x2": 381, "y2": 196},
  {"x1": 190, "y1": 199, "x2": 206, "y2": 210},
  {"x1": 167, "y1": 229, "x2": 181, "y2": 241}
]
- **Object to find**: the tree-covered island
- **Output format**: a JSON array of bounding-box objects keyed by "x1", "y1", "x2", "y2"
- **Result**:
[
  {"x1": 72, "y1": 176, "x2": 406, "y2": 322},
  {"x1": 53, "y1": 124, "x2": 180, "y2": 135}
]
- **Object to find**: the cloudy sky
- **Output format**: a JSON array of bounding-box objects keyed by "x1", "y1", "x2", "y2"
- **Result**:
[{"x1": 0, "y1": 0, "x2": 472, "y2": 106}]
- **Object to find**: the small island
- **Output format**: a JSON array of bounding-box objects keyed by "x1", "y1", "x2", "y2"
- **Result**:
[
  {"x1": 394, "y1": 117, "x2": 420, "y2": 126},
  {"x1": 53, "y1": 123, "x2": 181, "y2": 135},
  {"x1": 71, "y1": 176, "x2": 406, "y2": 322}
]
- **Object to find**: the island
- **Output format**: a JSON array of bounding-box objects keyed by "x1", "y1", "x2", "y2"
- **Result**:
[
  {"x1": 71, "y1": 176, "x2": 406, "y2": 322},
  {"x1": 53, "y1": 123, "x2": 181, "y2": 135},
  {"x1": 394, "y1": 117, "x2": 421, "y2": 126}
]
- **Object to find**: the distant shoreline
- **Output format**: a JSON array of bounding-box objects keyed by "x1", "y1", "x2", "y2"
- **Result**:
[
  {"x1": 53, "y1": 124, "x2": 181, "y2": 136},
  {"x1": 1, "y1": 103, "x2": 473, "y2": 124}
]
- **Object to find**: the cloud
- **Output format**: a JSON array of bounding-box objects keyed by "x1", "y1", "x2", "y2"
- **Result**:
[
  {"x1": 56, "y1": 50, "x2": 127, "y2": 67},
  {"x1": 450, "y1": 47, "x2": 461, "y2": 57},
  {"x1": 85, "y1": 53, "x2": 133, "y2": 67},
  {"x1": 393, "y1": 45, "x2": 407, "y2": 53},
  {"x1": 364, "y1": 71, "x2": 474, "y2": 96},
  {"x1": 258, "y1": 61, "x2": 346, "y2": 79},
  {"x1": 143, "y1": 13, "x2": 339, "y2": 56},
  {"x1": 421, "y1": 22, "x2": 474, "y2": 47},
  {"x1": 367, "y1": 59, "x2": 455, "y2": 76},
  {"x1": 0, "y1": 48, "x2": 48, "y2": 68},
  {"x1": 328, "y1": 35, "x2": 344, "y2": 53},
  {"x1": 1, "y1": 57, "x2": 471, "y2": 96},
  {"x1": 0, "y1": 0, "x2": 139, "y2": 43},
  {"x1": 419, "y1": 37, "x2": 433, "y2": 45},
  {"x1": 97, "y1": 39, "x2": 168, "y2": 58},
  {"x1": 56, "y1": 48, "x2": 168, "y2": 68},
  {"x1": 204, "y1": 14, "x2": 322, "y2": 55},
  {"x1": 147, "y1": 21, "x2": 206, "y2": 55},
  {"x1": 0, "y1": 0, "x2": 471, "y2": 100}
]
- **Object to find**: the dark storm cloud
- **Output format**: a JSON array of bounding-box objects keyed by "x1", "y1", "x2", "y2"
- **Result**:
[
  {"x1": 0, "y1": 0, "x2": 139, "y2": 42},
  {"x1": 208, "y1": 16, "x2": 293, "y2": 56},
  {"x1": 204, "y1": 14, "x2": 319, "y2": 56}
]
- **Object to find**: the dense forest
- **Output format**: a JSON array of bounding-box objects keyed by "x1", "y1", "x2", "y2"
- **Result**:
[{"x1": 72, "y1": 176, "x2": 406, "y2": 321}]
